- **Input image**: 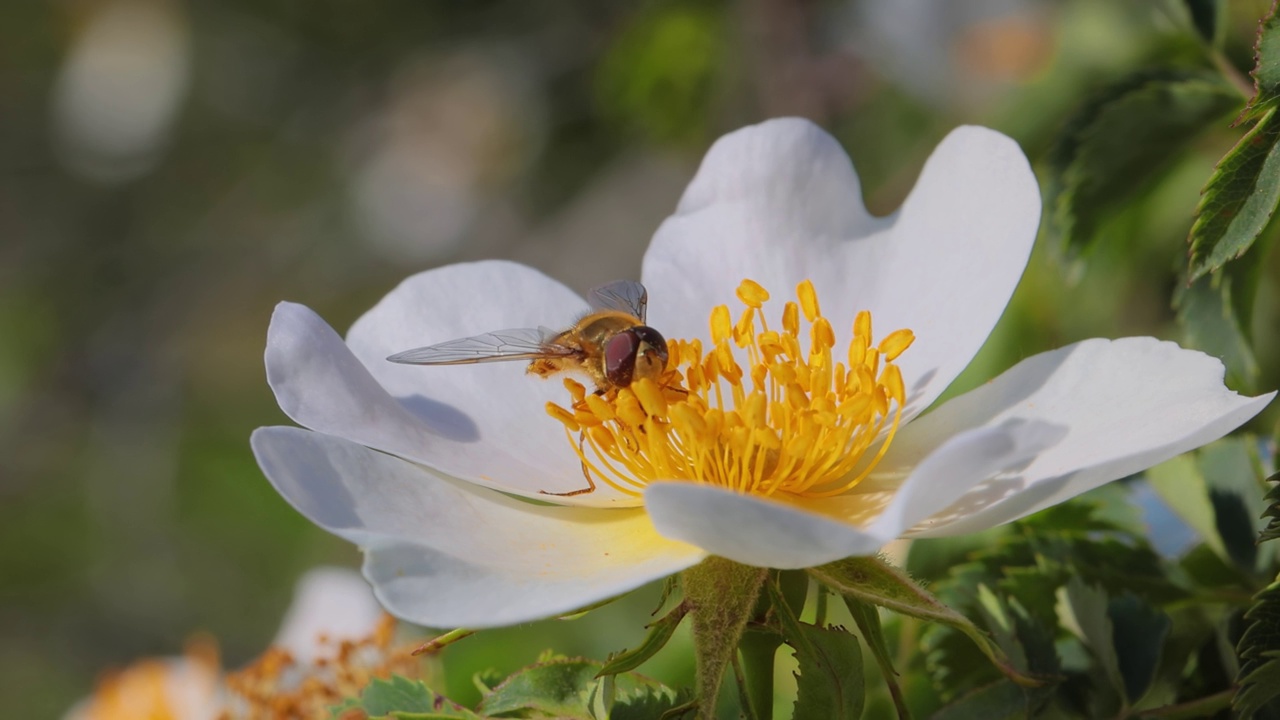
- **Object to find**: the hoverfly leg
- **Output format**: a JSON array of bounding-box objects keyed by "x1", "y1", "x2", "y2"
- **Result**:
[{"x1": 539, "y1": 429, "x2": 596, "y2": 497}]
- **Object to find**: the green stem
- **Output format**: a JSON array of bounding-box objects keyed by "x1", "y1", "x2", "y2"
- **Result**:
[
  {"x1": 738, "y1": 630, "x2": 780, "y2": 720},
  {"x1": 814, "y1": 585, "x2": 829, "y2": 626},
  {"x1": 1135, "y1": 688, "x2": 1234, "y2": 719},
  {"x1": 410, "y1": 627, "x2": 475, "y2": 656},
  {"x1": 731, "y1": 651, "x2": 760, "y2": 720}
]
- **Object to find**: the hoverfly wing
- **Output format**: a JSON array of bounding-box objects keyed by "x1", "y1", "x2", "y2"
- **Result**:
[
  {"x1": 587, "y1": 279, "x2": 648, "y2": 322},
  {"x1": 386, "y1": 327, "x2": 575, "y2": 365}
]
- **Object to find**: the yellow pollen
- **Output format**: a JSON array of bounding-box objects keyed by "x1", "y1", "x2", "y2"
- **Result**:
[{"x1": 546, "y1": 279, "x2": 915, "y2": 499}]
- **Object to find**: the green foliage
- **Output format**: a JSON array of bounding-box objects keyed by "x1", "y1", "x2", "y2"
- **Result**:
[
  {"x1": 597, "y1": 601, "x2": 689, "y2": 678},
  {"x1": 928, "y1": 682, "x2": 1031, "y2": 720},
  {"x1": 1235, "y1": 576, "x2": 1280, "y2": 717},
  {"x1": 809, "y1": 556, "x2": 1044, "y2": 689},
  {"x1": 595, "y1": 5, "x2": 725, "y2": 145},
  {"x1": 1182, "y1": 0, "x2": 1222, "y2": 45},
  {"x1": 1188, "y1": 106, "x2": 1280, "y2": 279},
  {"x1": 335, "y1": 675, "x2": 481, "y2": 719},
  {"x1": 1048, "y1": 69, "x2": 1241, "y2": 255},
  {"x1": 1240, "y1": 0, "x2": 1280, "y2": 122},
  {"x1": 1261, "y1": 472, "x2": 1280, "y2": 543},
  {"x1": 336, "y1": 661, "x2": 687, "y2": 720},
  {"x1": 1189, "y1": 0, "x2": 1280, "y2": 280},
  {"x1": 1176, "y1": 269, "x2": 1262, "y2": 392},
  {"x1": 1235, "y1": 474, "x2": 1280, "y2": 717},
  {"x1": 769, "y1": 582, "x2": 865, "y2": 719},
  {"x1": 842, "y1": 597, "x2": 908, "y2": 717}
]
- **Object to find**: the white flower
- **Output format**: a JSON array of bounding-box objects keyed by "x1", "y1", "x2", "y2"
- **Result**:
[
  {"x1": 64, "y1": 568, "x2": 393, "y2": 720},
  {"x1": 252, "y1": 118, "x2": 1274, "y2": 630}
]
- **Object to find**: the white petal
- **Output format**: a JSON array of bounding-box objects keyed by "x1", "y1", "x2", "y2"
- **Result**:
[
  {"x1": 644, "y1": 483, "x2": 887, "y2": 569},
  {"x1": 854, "y1": 419, "x2": 1066, "y2": 537},
  {"x1": 894, "y1": 337, "x2": 1275, "y2": 537},
  {"x1": 266, "y1": 260, "x2": 637, "y2": 506},
  {"x1": 271, "y1": 568, "x2": 384, "y2": 663},
  {"x1": 642, "y1": 118, "x2": 1039, "y2": 420},
  {"x1": 252, "y1": 426, "x2": 704, "y2": 628},
  {"x1": 643, "y1": 419, "x2": 1055, "y2": 568}
]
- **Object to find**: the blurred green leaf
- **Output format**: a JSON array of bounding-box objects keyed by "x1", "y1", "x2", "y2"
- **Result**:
[
  {"x1": 1201, "y1": 437, "x2": 1268, "y2": 571},
  {"x1": 597, "y1": 601, "x2": 689, "y2": 677},
  {"x1": 1048, "y1": 70, "x2": 1240, "y2": 254},
  {"x1": 1147, "y1": 454, "x2": 1229, "y2": 559},
  {"x1": 1064, "y1": 578, "x2": 1124, "y2": 695},
  {"x1": 1179, "y1": 543, "x2": 1257, "y2": 590},
  {"x1": 1182, "y1": 0, "x2": 1221, "y2": 45},
  {"x1": 338, "y1": 675, "x2": 481, "y2": 719},
  {"x1": 1238, "y1": 0, "x2": 1280, "y2": 122},
  {"x1": 810, "y1": 557, "x2": 1042, "y2": 689},
  {"x1": 595, "y1": 5, "x2": 725, "y2": 145},
  {"x1": 1109, "y1": 594, "x2": 1172, "y2": 704},
  {"x1": 927, "y1": 681, "x2": 1029, "y2": 720},
  {"x1": 1235, "y1": 574, "x2": 1280, "y2": 717},
  {"x1": 477, "y1": 656, "x2": 677, "y2": 719},
  {"x1": 1176, "y1": 270, "x2": 1261, "y2": 391}
]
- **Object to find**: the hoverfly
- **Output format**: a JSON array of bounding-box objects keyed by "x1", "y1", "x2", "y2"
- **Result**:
[{"x1": 386, "y1": 279, "x2": 669, "y2": 394}]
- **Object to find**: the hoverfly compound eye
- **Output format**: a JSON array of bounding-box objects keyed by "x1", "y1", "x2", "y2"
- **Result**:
[
  {"x1": 633, "y1": 326, "x2": 668, "y2": 366},
  {"x1": 603, "y1": 331, "x2": 640, "y2": 388},
  {"x1": 630, "y1": 326, "x2": 668, "y2": 383}
]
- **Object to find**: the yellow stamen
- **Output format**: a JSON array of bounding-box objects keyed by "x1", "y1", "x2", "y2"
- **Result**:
[
  {"x1": 736, "y1": 279, "x2": 770, "y2": 308},
  {"x1": 546, "y1": 279, "x2": 913, "y2": 499}
]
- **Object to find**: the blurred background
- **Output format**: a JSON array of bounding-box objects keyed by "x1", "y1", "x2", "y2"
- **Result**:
[{"x1": 3, "y1": 0, "x2": 1279, "y2": 715}]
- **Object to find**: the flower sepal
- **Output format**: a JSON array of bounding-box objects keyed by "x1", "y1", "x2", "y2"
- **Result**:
[{"x1": 809, "y1": 556, "x2": 1051, "y2": 689}]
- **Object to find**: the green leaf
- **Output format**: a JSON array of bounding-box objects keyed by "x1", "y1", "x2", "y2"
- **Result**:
[
  {"x1": 1176, "y1": 270, "x2": 1261, "y2": 392},
  {"x1": 1236, "y1": 574, "x2": 1280, "y2": 717},
  {"x1": 597, "y1": 601, "x2": 689, "y2": 677},
  {"x1": 1238, "y1": 0, "x2": 1280, "y2": 122},
  {"x1": 768, "y1": 582, "x2": 865, "y2": 720},
  {"x1": 1260, "y1": 472, "x2": 1280, "y2": 543},
  {"x1": 477, "y1": 657, "x2": 677, "y2": 719},
  {"x1": 611, "y1": 686, "x2": 694, "y2": 720},
  {"x1": 1109, "y1": 594, "x2": 1172, "y2": 704},
  {"x1": 810, "y1": 556, "x2": 1044, "y2": 688},
  {"x1": 927, "y1": 681, "x2": 1030, "y2": 720},
  {"x1": 790, "y1": 624, "x2": 866, "y2": 720},
  {"x1": 342, "y1": 676, "x2": 480, "y2": 719},
  {"x1": 1188, "y1": 106, "x2": 1280, "y2": 280},
  {"x1": 1201, "y1": 437, "x2": 1269, "y2": 570},
  {"x1": 1047, "y1": 70, "x2": 1241, "y2": 254},
  {"x1": 1182, "y1": 0, "x2": 1221, "y2": 45},
  {"x1": 843, "y1": 597, "x2": 909, "y2": 718},
  {"x1": 1063, "y1": 578, "x2": 1123, "y2": 696},
  {"x1": 1147, "y1": 454, "x2": 1230, "y2": 560}
]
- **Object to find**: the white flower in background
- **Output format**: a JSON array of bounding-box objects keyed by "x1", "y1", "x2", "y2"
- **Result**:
[
  {"x1": 51, "y1": 0, "x2": 191, "y2": 184},
  {"x1": 253, "y1": 118, "x2": 1274, "y2": 629},
  {"x1": 65, "y1": 568, "x2": 401, "y2": 720}
]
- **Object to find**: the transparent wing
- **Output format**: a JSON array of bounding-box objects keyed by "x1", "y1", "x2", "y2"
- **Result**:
[
  {"x1": 386, "y1": 327, "x2": 576, "y2": 365},
  {"x1": 587, "y1": 279, "x2": 648, "y2": 322}
]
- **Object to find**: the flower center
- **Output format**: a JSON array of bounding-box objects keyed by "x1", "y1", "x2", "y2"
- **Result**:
[{"x1": 546, "y1": 279, "x2": 914, "y2": 499}]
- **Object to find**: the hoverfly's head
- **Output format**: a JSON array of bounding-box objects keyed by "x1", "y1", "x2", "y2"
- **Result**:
[{"x1": 604, "y1": 325, "x2": 669, "y2": 388}]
